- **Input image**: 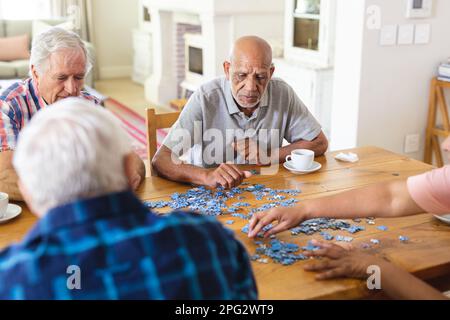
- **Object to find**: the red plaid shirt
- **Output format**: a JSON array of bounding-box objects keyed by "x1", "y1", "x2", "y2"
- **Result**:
[{"x1": 0, "y1": 78, "x2": 99, "y2": 151}]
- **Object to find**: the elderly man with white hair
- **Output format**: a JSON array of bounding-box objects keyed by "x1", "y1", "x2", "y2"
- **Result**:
[
  {"x1": 0, "y1": 98, "x2": 257, "y2": 300},
  {"x1": 0, "y1": 27, "x2": 145, "y2": 200}
]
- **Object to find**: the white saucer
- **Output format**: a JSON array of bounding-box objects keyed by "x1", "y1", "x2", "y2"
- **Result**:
[
  {"x1": 283, "y1": 160, "x2": 322, "y2": 174},
  {"x1": 0, "y1": 204, "x2": 22, "y2": 223},
  {"x1": 434, "y1": 214, "x2": 450, "y2": 225}
]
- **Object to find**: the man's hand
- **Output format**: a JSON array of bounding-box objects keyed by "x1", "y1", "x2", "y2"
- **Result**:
[
  {"x1": 248, "y1": 207, "x2": 306, "y2": 238},
  {"x1": 203, "y1": 163, "x2": 252, "y2": 189},
  {"x1": 303, "y1": 239, "x2": 379, "y2": 280},
  {"x1": 232, "y1": 138, "x2": 264, "y2": 165}
]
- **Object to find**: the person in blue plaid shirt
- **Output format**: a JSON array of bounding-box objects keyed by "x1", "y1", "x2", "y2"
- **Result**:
[{"x1": 0, "y1": 98, "x2": 257, "y2": 300}]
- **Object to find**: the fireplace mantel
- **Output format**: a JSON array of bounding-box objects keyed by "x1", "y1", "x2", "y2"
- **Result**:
[
  {"x1": 144, "y1": 0, "x2": 284, "y2": 106},
  {"x1": 147, "y1": 0, "x2": 283, "y2": 15}
]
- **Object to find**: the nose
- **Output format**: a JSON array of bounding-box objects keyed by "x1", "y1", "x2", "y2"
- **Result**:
[
  {"x1": 243, "y1": 77, "x2": 257, "y2": 92},
  {"x1": 64, "y1": 78, "x2": 78, "y2": 95}
]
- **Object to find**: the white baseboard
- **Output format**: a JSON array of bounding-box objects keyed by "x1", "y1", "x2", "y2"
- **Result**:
[{"x1": 99, "y1": 66, "x2": 133, "y2": 79}]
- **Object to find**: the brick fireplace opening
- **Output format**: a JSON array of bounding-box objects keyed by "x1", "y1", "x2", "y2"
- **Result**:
[
  {"x1": 174, "y1": 23, "x2": 201, "y2": 99},
  {"x1": 144, "y1": 0, "x2": 283, "y2": 106}
]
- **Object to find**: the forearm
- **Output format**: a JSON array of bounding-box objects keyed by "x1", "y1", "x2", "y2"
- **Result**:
[
  {"x1": 0, "y1": 168, "x2": 23, "y2": 201},
  {"x1": 377, "y1": 259, "x2": 447, "y2": 300},
  {"x1": 152, "y1": 147, "x2": 208, "y2": 185},
  {"x1": 303, "y1": 180, "x2": 423, "y2": 219},
  {"x1": 155, "y1": 162, "x2": 208, "y2": 186}
]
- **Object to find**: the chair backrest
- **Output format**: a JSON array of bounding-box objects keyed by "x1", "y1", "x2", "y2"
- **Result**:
[{"x1": 146, "y1": 108, "x2": 181, "y2": 172}]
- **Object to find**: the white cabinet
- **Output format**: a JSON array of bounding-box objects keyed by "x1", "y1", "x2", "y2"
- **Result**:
[
  {"x1": 132, "y1": 29, "x2": 153, "y2": 85},
  {"x1": 284, "y1": 0, "x2": 336, "y2": 67},
  {"x1": 273, "y1": 58, "x2": 333, "y2": 138},
  {"x1": 276, "y1": 0, "x2": 336, "y2": 138}
]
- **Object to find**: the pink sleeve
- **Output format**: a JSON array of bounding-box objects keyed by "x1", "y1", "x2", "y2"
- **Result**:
[{"x1": 407, "y1": 165, "x2": 450, "y2": 215}]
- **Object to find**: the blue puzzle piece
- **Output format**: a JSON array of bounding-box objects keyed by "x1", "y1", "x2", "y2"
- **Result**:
[
  {"x1": 250, "y1": 254, "x2": 260, "y2": 261},
  {"x1": 335, "y1": 235, "x2": 353, "y2": 242},
  {"x1": 344, "y1": 225, "x2": 365, "y2": 234},
  {"x1": 320, "y1": 231, "x2": 334, "y2": 241},
  {"x1": 302, "y1": 240, "x2": 321, "y2": 251},
  {"x1": 232, "y1": 202, "x2": 251, "y2": 207}
]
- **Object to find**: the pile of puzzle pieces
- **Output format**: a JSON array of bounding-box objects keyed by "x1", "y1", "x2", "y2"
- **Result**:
[
  {"x1": 144, "y1": 183, "x2": 409, "y2": 266},
  {"x1": 241, "y1": 217, "x2": 368, "y2": 265},
  {"x1": 250, "y1": 239, "x2": 308, "y2": 265},
  {"x1": 144, "y1": 183, "x2": 301, "y2": 217}
]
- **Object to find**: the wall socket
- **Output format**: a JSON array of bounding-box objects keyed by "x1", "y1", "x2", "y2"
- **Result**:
[{"x1": 404, "y1": 134, "x2": 420, "y2": 153}]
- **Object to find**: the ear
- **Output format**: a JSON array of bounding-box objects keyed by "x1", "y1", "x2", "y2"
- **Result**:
[
  {"x1": 31, "y1": 65, "x2": 39, "y2": 86},
  {"x1": 123, "y1": 153, "x2": 134, "y2": 185},
  {"x1": 223, "y1": 61, "x2": 231, "y2": 80},
  {"x1": 269, "y1": 65, "x2": 275, "y2": 79},
  {"x1": 18, "y1": 179, "x2": 42, "y2": 217}
]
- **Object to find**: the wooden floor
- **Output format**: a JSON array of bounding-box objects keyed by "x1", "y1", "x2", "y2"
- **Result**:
[
  {"x1": 94, "y1": 78, "x2": 170, "y2": 116},
  {"x1": 95, "y1": 77, "x2": 173, "y2": 177}
]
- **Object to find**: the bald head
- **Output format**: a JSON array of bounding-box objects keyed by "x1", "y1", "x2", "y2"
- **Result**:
[{"x1": 229, "y1": 36, "x2": 273, "y2": 67}]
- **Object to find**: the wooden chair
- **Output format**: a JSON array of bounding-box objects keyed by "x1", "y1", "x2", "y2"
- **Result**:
[
  {"x1": 424, "y1": 77, "x2": 450, "y2": 167},
  {"x1": 146, "y1": 108, "x2": 181, "y2": 174},
  {"x1": 169, "y1": 98, "x2": 187, "y2": 111}
]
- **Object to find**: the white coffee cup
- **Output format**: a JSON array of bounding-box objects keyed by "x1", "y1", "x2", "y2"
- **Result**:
[
  {"x1": 285, "y1": 149, "x2": 315, "y2": 170},
  {"x1": 0, "y1": 192, "x2": 9, "y2": 219}
]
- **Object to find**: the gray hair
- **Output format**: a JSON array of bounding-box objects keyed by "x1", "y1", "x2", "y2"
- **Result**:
[
  {"x1": 30, "y1": 27, "x2": 92, "y2": 75},
  {"x1": 13, "y1": 98, "x2": 132, "y2": 213}
]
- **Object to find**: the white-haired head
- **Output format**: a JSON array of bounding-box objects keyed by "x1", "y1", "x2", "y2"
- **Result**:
[
  {"x1": 13, "y1": 98, "x2": 132, "y2": 215},
  {"x1": 30, "y1": 27, "x2": 92, "y2": 76}
]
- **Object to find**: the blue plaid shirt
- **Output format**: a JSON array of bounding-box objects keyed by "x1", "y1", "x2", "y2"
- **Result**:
[{"x1": 0, "y1": 191, "x2": 257, "y2": 300}]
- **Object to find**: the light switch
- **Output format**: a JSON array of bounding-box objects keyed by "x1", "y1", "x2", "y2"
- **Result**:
[
  {"x1": 380, "y1": 25, "x2": 397, "y2": 46},
  {"x1": 398, "y1": 24, "x2": 414, "y2": 45},
  {"x1": 415, "y1": 23, "x2": 431, "y2": 44}
]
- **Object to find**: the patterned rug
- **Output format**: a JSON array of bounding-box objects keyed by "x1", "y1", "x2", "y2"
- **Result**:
[{"x1": 103, "y1": 98, "x2": 168, "y2": 161}]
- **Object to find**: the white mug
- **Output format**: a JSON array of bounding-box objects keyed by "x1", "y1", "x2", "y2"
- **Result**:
[
  {"x1": 0, "y1": 192, "x2": 9, "y2": 219},
  {"x1": 286, "y1": 149, "x2": 315, "y2": 170}
]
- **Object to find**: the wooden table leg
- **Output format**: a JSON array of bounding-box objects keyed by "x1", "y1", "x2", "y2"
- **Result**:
[{"x1": 424, "y1": 79, "x2": 437, "y2": 164}]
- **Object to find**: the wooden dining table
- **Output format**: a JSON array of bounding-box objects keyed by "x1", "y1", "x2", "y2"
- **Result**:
[{"x1": 2, "y1": 146, "x2": 450, "y2": 299}]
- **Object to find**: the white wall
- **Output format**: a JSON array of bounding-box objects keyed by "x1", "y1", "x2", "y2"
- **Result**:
[
  {"x1": 329, "y1": 0, "x2": 366, "y2": 150},
  {"x1": 92, "y1": 0, "x2": 139, "y2": 79},
  {"x1": 331, "y1": 0, "x2": 450, "y2": 161}
]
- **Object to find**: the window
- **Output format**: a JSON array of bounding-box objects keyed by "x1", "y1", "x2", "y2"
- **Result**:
[
  {"x1": 293, "y1": 0, "x2": 321, "y2": 51},
  {"x1": 284, "y1": 0, "x2": 336, "y2": 67},
  {"x1": 143, "y1": 5, "x2": 151, "y2": 23},
  {"x1": 0, "y1": 0, "x2": 52, "y2": 20}
]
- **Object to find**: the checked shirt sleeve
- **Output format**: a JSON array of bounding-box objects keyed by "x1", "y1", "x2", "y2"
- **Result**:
[{"x1": 0, "y1": 100, "x2": 20, "y2": 152}]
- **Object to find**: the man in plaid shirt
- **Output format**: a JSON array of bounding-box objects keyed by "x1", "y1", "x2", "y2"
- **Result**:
[
  {"x1": 0, "y1": 98, "x2": 257, "y2": 300},
  {"x1": 0, "y1": 27, "x2": 145, "y2": 200}
]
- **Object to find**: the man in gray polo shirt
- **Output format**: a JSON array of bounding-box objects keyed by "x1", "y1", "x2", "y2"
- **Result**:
[{"x1": 152, "y1": 36, "x2": 328, "y2": 189}]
